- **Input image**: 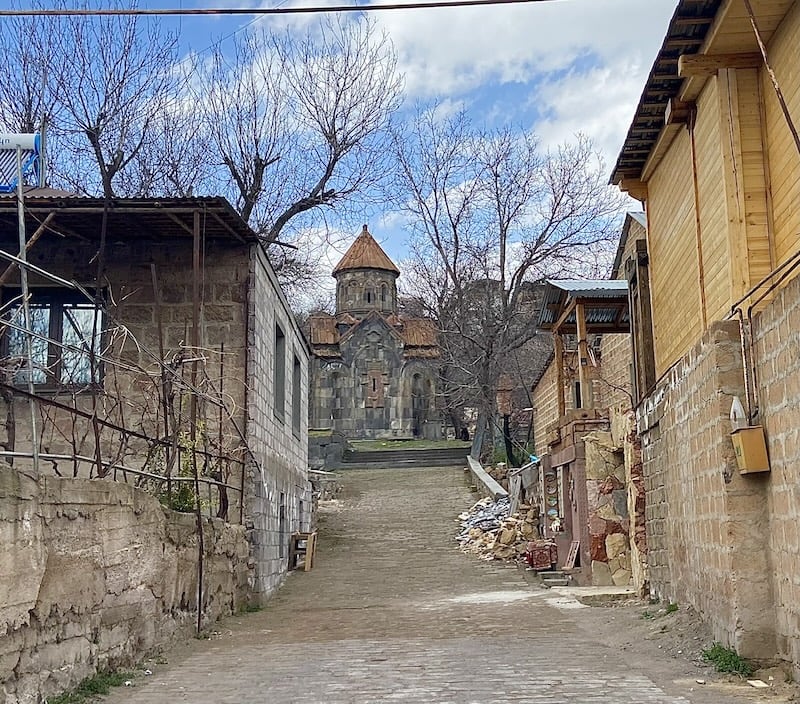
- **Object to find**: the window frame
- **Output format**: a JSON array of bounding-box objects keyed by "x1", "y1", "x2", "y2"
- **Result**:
[
  {"x1": 273, "y1": 321, "x2": 286, "y2": 422},
  {"x1": 1, "y1": 287, "x2": 105, "y2": 391}
]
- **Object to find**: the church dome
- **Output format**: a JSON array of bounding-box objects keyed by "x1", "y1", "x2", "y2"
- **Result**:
[{"x1": 332, "y1": 225, "x2": 399, "y2": 276}]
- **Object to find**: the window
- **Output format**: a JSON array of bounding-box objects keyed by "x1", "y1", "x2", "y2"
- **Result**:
[
  {"x1": 2, "y1": 289, "x2": 103, "y2": 387},
  {"x1": 279, "y1": 492, "x2": 287, "y2": 559},
  {"x1": 274, "y1": 322, "x2": 286, "y2": 421},
  {"x1": 291, "y1": 353, "x2": 301, "y2": 438}
]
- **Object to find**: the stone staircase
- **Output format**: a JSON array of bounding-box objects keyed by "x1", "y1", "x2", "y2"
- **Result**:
[{"x1": 339, "y1": 445, "x2": 471, "y2": 469}]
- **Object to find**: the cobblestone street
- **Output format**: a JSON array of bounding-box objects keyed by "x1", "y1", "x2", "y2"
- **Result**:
[{"x1": 104, "y1": 467, "x2": 761, "y2": 704}]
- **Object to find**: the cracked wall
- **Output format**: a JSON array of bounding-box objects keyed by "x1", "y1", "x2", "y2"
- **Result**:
[{"x1": 0, "y1": 471, "x2": 253, "y2": 704}]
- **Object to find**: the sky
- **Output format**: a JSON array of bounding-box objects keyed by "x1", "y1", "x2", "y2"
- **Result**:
[
  {"x1": 0, "y1": 0, "x2": 678, "y2": 281},
  {"x1": 164, "y1": 0, "x2": 678, "y2": 269}
]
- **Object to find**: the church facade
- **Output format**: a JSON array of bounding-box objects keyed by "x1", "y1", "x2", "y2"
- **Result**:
[{"x1": 308, "y1": 226, "x2": 440, "y2": 439}]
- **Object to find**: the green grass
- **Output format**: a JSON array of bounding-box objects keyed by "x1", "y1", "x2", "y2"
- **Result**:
[
  {"x1": 702, "y1": 643, "x2": 756, "y2": 678},
  {"x1": 349, "y1": 439, "x2": 470, "y2": 451},
  {"x1": 48, "y1": 671, "x2": 135, "y2": 704},
  {"x1": 665, "y1": 602, "x2": 679, "y2": 614}
]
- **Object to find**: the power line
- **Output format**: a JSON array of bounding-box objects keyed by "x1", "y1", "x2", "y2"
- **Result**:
[{"x1": 0, "y1": 0, "x2": 559, "y2": 17}]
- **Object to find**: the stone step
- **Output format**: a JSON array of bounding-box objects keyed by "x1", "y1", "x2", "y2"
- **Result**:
[
  {"x1": 542, "y1": 577, "x2": 571, "y2": 587},
  {"x1": 341, "y1": 446, "x2": 470, "y2": 466}
]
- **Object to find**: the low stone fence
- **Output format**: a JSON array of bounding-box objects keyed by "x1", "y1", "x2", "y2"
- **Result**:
[
  {"x1": 0, "y1": 471, "x2": 254, "y2": 704},
  {"x1": 465, "y1": 456, "x2": 509, "y2": 500}
]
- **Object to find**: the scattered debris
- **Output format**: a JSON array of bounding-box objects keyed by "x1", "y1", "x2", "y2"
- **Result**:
[
  {"x1": 456, "y1": 496, "x2": 542, "y2": 561},
  {"x1": 747, "y1": 679, "x2": 770, "y2": 689}
]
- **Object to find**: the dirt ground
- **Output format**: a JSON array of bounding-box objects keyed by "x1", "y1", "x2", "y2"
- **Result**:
[{"x1": 537, "y1": 583, "x2": 799, "y2": 703}]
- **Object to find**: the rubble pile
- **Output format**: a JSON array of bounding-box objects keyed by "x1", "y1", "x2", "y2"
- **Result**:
[
  {"x1": 456, "y1": 496, "x2": 540, "y2": 561},
  {"x1": 486, "y1": 462, "x2": 509, "y2": 490}
]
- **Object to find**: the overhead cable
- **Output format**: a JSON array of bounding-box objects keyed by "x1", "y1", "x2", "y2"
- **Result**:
[{"x1": 0, "y1": 0, "x2": 558, "y2": 16}]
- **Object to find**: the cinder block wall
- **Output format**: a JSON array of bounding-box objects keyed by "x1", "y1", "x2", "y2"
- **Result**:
[
  {"x1": 244, "y1": 247, "x2": 310, "y2": 597},
  {"x1": 637, "y1": 321, "x2": 775, "y2": 659},
  {"x1": 0, "y1": 472, "x2": 252, "y2": 704},
  {"x1": 752, "y1": 273, "x2": 800, "y2": 673}
]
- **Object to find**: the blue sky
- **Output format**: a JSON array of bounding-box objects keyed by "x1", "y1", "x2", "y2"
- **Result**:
[{"x1": 1, "y1": 0, "x2": 678, "y2": 274}]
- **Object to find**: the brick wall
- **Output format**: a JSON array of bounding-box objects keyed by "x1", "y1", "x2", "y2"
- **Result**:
[
  {"x1": 637, "y1": 321, "x2": 774, "y2": 659},
  {"x1": 752, "y1": 271, "x2": 800, "y2": 673},
  {"x1": 244, "y1": 246, "x2": 310, "y2": 597},
  {"x1": 597, "y1": 333, "x2": 633, "y2": 410},
  {"x1": 531, "y1": 354, "x2": 575, "y2": 458}
]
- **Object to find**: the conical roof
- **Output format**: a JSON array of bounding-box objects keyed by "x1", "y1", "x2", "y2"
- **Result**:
[{"x1": 332, "y1": 225, "x2": 399, "y2": 276}]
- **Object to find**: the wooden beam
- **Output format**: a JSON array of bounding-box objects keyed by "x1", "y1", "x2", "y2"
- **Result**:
[
  {"x1": 551, "y1": 297, "x2": 577, "y2": 335},
  {"x1": 678, "y1": 52, "x2": 761, "y2": 78},
  {"x1": 575, "y1": 302, "x2": 592, "y2": 410},
  {"x1": 718, "y1": 68, "x2": 751, "y2": 301},
  {"x1": 554, "y1": 333, "x2": 565, "y2": 419},
  {"x1": 0, "y1": 212, "x2": 55, "y2": 287},
  {"x1": 618, "y1": 179, "x2": 648, "y2": 201},
  {"x1": 665, "y1": 98, "x2": 694, "y2": 125}
]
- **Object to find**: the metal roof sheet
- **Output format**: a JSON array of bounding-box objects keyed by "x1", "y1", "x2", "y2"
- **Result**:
[
  {"x1": 0, "y1": 194, "x2": 258, "y2": 243},
  {"x1": 538, "y1": 279, "x2": 630, "y2": 333}
]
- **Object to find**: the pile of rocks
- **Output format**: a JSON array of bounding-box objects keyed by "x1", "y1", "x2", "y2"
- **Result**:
[
  {"x1": 486, "y1": 462, "x2": 509, "y2": 490},
  {"x1": 456, "y1": 496, "x2": 540, "y2": 561}
]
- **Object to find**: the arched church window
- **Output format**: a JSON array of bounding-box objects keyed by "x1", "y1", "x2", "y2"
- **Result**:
[
  {"x1": 365, "y1": 288, "x2": 373, "y2": 304},
  {"x1": 381, "y1": 284, "x2": 388, "y2": 303}
]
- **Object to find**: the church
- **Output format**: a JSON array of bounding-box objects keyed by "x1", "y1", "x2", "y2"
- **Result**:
[{"x1": 307, "y1": 226, "x2": 440, "y2": 439}]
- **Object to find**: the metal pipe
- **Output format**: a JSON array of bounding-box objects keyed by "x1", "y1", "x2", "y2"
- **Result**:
[{"x1": 16, "y1": 147, "x2": 39, "y2": 474}]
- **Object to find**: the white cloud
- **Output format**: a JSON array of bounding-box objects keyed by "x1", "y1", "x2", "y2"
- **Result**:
[
  {"x1": 375, "y1": 0, "x2": 676, "y2": 99},
  {"x1": 533, "y1": 56, "x2": 650, "y2": 167}
]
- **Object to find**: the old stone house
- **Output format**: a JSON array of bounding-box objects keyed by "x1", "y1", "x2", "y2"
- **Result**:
[
  {"x1": 611, "y1": 0, "x2": 800, "y2": 674},
  {"x1": 530, "y1": 213, "x2": 645, "y2": 589},
  {"x1": 308, "y1": 226, "x2": 440, "y2": 439},
  {"x1": 0, "y1": 193, "x2": 309, "y2": 700}
]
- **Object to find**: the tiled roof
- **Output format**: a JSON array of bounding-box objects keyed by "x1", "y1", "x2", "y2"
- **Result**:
[
  {"x1": 332, "y1": 225, "x2": 399, "y2": 276},
  {"x1": 307, "y1": 312, "x2": 439, "y2": 356}
]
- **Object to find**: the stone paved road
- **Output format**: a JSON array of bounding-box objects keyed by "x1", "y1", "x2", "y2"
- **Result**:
[{"x1": 104, "y1": 467, "x2": 755, "y2": 704}]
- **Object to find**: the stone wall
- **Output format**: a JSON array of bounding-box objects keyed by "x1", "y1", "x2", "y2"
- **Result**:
[
  {"x1": 308, "y1": 430, "x2": 347, "y2": 470},
  {"x1": 752, "y1": 271, "x2": 800, "y2": 673},
  {"x1": 244, "y1": 247, "x2": 311, "y2": 597},
  {"x1": 637, "y1": 321, "x2": 774, "y2": 659},
  {"x1": 0, "y1": 472, "x2": 252, "y2": 704},
  {"x1": 582, "y1": 430, "x2": 630, "y2": 587}
]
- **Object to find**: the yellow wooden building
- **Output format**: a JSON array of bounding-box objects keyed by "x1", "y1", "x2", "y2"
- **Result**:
[
  {"x1": 612, "y1": 0, "x2": 800, "y2": 674},
  {"x1": 613, "y1": 0, "x2": 799, "y2": 377}
]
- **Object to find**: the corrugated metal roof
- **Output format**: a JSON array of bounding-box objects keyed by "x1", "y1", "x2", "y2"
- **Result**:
[
  {"x1": 538, "y1": 279, "x2": 630, "y2": 333},
  {"x1": 544, "y1": 280, "x2": 628, "y2": 297},
  {"x1": 332, "y1": 225, "x2": 399, "y2": 276},
  {"x1": 0, "y1": 194, "x2": 257, "y2": 243}
]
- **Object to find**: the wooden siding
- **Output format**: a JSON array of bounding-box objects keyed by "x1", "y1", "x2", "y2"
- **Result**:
[
  {"x1": 737, "y1": 68, "x2": 773, "y2": 291},
  {"x1": 694, "y1": 78, "x2": 729, "y2": 323},
  {"x1": 647, "y1": 129, "x2": 703, "y2": 375},
  {"x1": 764, "y1": 1, "x2": 800, "y2": 268}
]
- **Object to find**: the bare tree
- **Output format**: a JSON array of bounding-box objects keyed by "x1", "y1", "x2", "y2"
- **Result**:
[
  {"x1": 0, "y1": 8, "x2": 60, "y2": 135},
  {"x1": 394, "y1": 106, "x2": 624, "y2": 458},
  {"x1": 49, "y1": 0, "x2": 181, "y2": 197}
]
